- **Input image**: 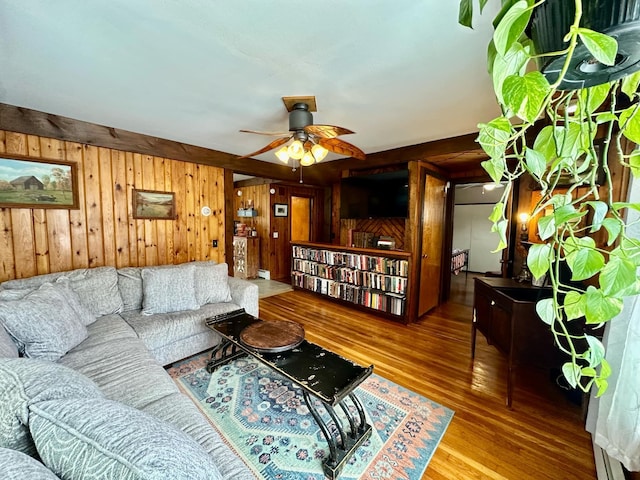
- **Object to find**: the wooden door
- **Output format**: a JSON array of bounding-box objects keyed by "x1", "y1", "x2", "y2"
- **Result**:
[
  {"x1": 291, "y1": 196, "x2": 311, "y2": 242},
  {"x1": 418, "y1": 174, "x2": 446, "y2": 316}
]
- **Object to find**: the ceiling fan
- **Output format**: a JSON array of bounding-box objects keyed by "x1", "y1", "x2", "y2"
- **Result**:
[{"x1": 239, "y1": 96, "x2": 366, "y2": 167}]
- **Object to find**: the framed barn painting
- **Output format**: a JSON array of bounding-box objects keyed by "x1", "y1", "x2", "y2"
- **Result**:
[
  {"x1": 0, "y1": 154, "x2": 79, "y2": 209},
  {"x1": 132, "y1": 189, "x2": 176, "y2": 220}
]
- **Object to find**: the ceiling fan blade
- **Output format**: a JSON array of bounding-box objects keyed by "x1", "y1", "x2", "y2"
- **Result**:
[
  {"x1": 318, "y1": 138, "x2": 366, "y2": 160},
  {"x1": 240, "y1": 129, "x2": 291, "y2": 137},
  {"x1": 238, "y1": 136, "x2": 292, "y2": 159},
  {"x1": 304, "y1": 125, "x2": 354, "y2": 138}
]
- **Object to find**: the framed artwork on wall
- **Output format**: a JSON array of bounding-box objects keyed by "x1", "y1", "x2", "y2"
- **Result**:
[
  {"x1": 0, "y1": 154, "x2": 79, "y2": 209},
  {"x1": 132, "y1": 189, "x2": 176, "y2": 220},
  {"x1": 274, "y1": 203, "x2": 288, "y2": 217}
]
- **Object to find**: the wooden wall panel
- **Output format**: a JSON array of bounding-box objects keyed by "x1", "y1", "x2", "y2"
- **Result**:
[{"x1": 0, "y1": 129, "x2": 227, "y2": 282}]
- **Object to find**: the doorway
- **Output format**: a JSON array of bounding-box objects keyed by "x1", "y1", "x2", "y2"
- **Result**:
[{"x1": 291, "y1": 196, "x2": 311, "y2": 242}]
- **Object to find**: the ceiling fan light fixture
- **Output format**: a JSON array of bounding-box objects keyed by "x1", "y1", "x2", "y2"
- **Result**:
[
  {"x1": 300, "y1": 151, "x2": 315, "y2": 167},
  {"x1": 311, "y1": 143, "x2": 328, "y2": 162},
  {"x1": 288, "y1": 140, "x2": 304, "y2": 160},
  {"x1": 275, "y1": 146, "x2": 290, "y2": 163}
]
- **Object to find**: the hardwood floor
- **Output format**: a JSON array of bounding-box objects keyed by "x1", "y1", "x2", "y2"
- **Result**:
[{"x1": 258, "y1": 274, "x2": 596, "y2": 480}]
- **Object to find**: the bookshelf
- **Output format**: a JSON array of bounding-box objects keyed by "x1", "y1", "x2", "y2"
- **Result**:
[{"x1": 291, "y1": 242, "x2": 411, "y2": 322}]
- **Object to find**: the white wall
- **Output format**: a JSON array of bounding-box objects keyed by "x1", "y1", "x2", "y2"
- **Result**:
[{"x1": 452, "y1": 204, "x2": 502, "y2": 273}]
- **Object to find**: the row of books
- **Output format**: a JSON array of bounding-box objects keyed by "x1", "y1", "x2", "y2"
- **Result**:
[
  {"x1": 292, "y1": 259, "x2": 407, "y2": 294},
  {"x1": 350, "y1": 231, "x2": 375, "y2": 249},
  {"x1": 291, "y1": 272, "x2": 405, "y2": 316},
  {"x1": 291, "y1": 246, "x2": 409, "y2": 277}
]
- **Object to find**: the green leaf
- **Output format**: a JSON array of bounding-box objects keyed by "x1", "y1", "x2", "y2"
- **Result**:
[
  {"x1": 554, "y1": 204, "x2": 586, "y2": 225},
  {"x1": 479, "y1": 0, "x2": 489, "y2": 12},
  {"x1": 630, "y1": 150, "x2": 640, "y2": 178},
  {"x1": 502, "y1": 71, "x2": 550, "y2": 122},
  {"x1": 594, "y1": 378, "x2": 608, "y2": 397},
  {"x1": 620, "y1": 237, "x2": 640, "y2": 266},
  {"x1": 600, "y1": 358, "x2": 612, "y2": 379},
  {"x1": 477, "y1": 116, "x2": 512, "y2": 160},
  {"x1": 577, "y1": 28, "x2": 618, "y2": 66},
  {"x1": 585, "y1": 335, "x2": 605, "y2": 368},
  {"x1": 489, "y1": 202, "x2": 504, "y2": 223},
  {"x1": 622, "y1": 71, "x2": 640, "y2": 100},
  {"x1": 602, "y1": 217, "x2": 622, "y2": 246},
  {"x1": 584, "y1": 286, "x2": 623, "y2": 323},
  {"x1": 554, "y1": 122, "x2": 587, "y2": 158},
  {"x1": 536, "y1": 298, "x2": 555, "y2": 326},
  {"x1": 537, "y1": 215, "x2": 556, "y2": 240},
  {"x1": 491, "y1": 219, "x2": 508, "y2": 252},
  {"x1": 595, "y1": 112, "x2": 617, "y2": 124},
  {"x1": 612, "y1": 201, "x2": 640, "y2": 213},
  {"x1": 525, "y1": 147, "x2": 547, "y2": 180},
  {"x1": 599, "y1": 255, "x2": 637, "y2": 296},
  {"x1": 533, "y1": 125, "x2": 558, "y2": 161},
  {"x1": 566, "y1": 246, "x2": 605, "y2": 281},
  {"x1": 619, "y1": 106, "x2": 640, "y2": 144},
  {"x1": 580, "y1": 83, "x2": 611, "y2": 114},
  {"x1": 562, "y1": 362, "x2": 582, "y2": 389},
  {"x1": 491, "y1": 43, "x2": 530, "y2": 104},
  {"x1": 482, "y1": 158, "x2": 506, "y2": 183},
  {"x1": 581, "y1": 367, "x2": 597, "y2": 377},
  {"x1": 458, "y1": 0, "x2": 473, "y2": 28},
  {"x1": 527, "y1": 243, "x2": 553, "y2": 279},
  {"x1": 563, "y1": 291, "x2": 585, "y2": 320},
  {"x1": 493, "y1": 1, "x2": 532, "y2": 55},
  {"x1": 586, "y1": 201, "x2": 608, "y2": 232}
]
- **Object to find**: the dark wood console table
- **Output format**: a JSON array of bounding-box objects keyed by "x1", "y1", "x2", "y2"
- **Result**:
[{"x1": 471, "y1": 277, "x2": 561, "y2": 407}]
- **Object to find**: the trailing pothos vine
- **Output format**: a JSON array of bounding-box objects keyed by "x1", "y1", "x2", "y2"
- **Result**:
[{"x1": 459, "y1": 0, "x2": 640, "y2": 396}]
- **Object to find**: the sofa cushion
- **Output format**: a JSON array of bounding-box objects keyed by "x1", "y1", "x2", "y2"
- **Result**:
[
  {"x1": 117, "y1": 266, "x2": 143, "y2": 312},
  {"x1": 0, "y1": 283, "x2": 88, "y2": 361},
  {"x1": 59, "y1": 337, "x2": 180, "y2": 410},
  {"x1": 61, "y1": 266, "x2": 123, "y2": 317},
  {"x1": 0, "y1": 324, "x2": 18, "y2": 358},
  {"x1": 0, "y1": 358, "x2": 103, "y2": 456},
  {"x1": 30, "y1": 397, "x2": 223, "y2": 480},
  {"x1": 141, "y1": 264, "x2": 199, "y2": 315},
  {"x1": 143, "y1": 393, "x2": 255, "y2": 480},
  {"x1": 195, "y1": 262, "x2": 232, "y2": 305},
  {"x1": 121, "y1": 302, "x2": 241, "y2": 353},
  {"x1": 0, "y1": 447, "x2": 61, "y2": 479},
  {"x1": 69, "y1": 314, "x2": 138, "y2": 353}
]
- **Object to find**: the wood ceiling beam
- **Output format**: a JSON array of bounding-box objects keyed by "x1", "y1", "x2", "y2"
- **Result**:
[{"x1": 0, "y1": 103, "x2": 487, "y2": 185}]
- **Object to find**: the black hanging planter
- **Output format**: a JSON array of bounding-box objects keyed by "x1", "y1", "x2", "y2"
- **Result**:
[{"x1": 529, "y1": 0, "x2": 640, "y2": 90}]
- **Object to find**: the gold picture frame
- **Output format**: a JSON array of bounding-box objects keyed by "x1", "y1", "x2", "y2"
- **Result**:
[{"x1": 132, "y1": 189, "x2": 176, "y2": 220}]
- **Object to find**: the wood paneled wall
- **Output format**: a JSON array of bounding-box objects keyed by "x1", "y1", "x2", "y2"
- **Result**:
[
  {"x1": 339, "y1": 218, "x2": 407, "y2": 250},
  {"x1": 0, "y1": 130, "x2": 227, "y2": 282}
]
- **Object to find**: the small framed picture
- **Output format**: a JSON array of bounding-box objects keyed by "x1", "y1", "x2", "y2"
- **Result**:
[
  {"x1": 132, "y1": 189, "x2": 176, "y2": 220},
  {"x1": 274, "y1": 203, "x2": 288, "y2": 217}
]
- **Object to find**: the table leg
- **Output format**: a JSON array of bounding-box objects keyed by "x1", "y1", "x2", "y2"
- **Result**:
[
  {"x1": 206, "y1": 338, "x2": 247, "y2": 373},
  {"x1": 302, "y1": 391, "x2": 372, "y2": 480}
]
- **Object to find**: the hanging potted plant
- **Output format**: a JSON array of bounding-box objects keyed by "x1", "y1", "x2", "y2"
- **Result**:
[{"x1": 459, "y1": 0, "x2": 640, "y2": 396}]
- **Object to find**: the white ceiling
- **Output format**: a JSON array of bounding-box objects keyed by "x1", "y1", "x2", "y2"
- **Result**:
[{"x1": 0, "y1": 0, "x2": 500, "y2": 166}]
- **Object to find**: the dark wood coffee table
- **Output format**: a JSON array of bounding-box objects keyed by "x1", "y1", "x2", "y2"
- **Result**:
[{"x1": 205, "y1": 309, "x2": 373, "y2": 480}]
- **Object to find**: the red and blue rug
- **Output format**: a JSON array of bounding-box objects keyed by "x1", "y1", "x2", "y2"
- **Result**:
[{"x1": 168, "y1": 353, "x2": 453, "y2": 479}]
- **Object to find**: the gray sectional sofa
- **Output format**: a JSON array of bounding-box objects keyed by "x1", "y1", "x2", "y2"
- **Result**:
[{"x1": 0, "y1": 261, "x2": 259, "y2": 479}]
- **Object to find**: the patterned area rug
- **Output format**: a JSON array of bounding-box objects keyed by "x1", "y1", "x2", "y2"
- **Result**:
[{"x1": 168, "y1": 353, "x2": 453, "y2": 479}]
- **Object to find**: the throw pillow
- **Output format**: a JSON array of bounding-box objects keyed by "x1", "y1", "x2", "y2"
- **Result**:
[
  {"x1": 117, "y1": 267, "x2": 143, "y2": 312},
  {"x1": 30, "y1": 397, "x2": 223, "y2": 480},
  {"x1": 0, "y1": 283, "x2": 88, "y2": 361},
  {"x1": 194, "y1": 262, "x2": 232, "y2": 305},
  {"x1": 0, "y1": 358, "x2": 103, "y2": 456},
  {"x1": 141, "y1": 264, "x2": 200, "y2": 315},
  {"x1": 61, "y1": 266, "x2": 123, "y2": 317},
  {"x1": 0, "y1": 325, "x2": 18, "y2": 358},
  {"x1": 0, "y1": 447, "x2": 61, "y2": 479},
  {"x1": 51, "y1": 279, "x2": 97, "y2": 326}
]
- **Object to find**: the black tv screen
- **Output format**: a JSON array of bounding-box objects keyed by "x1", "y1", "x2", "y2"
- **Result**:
[{"x1": 340, "y1": 171, "x2": 409, "y2": 219}]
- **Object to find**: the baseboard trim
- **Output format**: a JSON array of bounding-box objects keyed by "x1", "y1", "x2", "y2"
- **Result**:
[{"x1": 593, "y1": 438, "x2": 625, "y2": 480}]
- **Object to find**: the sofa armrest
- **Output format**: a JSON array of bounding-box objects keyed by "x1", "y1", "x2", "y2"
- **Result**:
[{"x1": 227, "y1": 277, "x2": 259, "y2": 317}]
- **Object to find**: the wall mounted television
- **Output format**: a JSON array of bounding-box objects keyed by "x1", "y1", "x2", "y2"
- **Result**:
[{"x1": 340, "y1": 170, "x2": 409, "y2": 219}]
